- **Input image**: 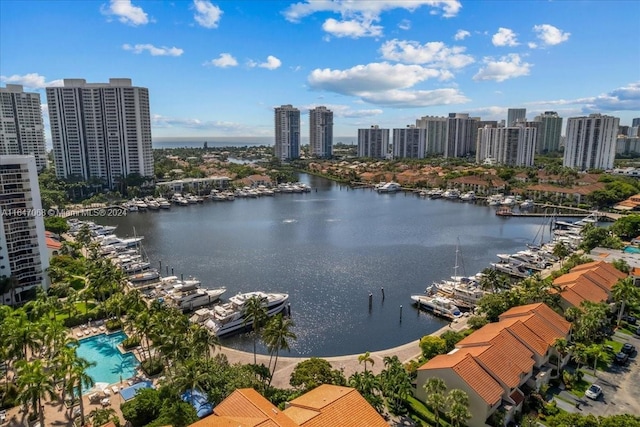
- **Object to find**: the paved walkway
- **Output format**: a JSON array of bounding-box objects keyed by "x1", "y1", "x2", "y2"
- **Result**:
[{"x1": 216, "y1": 316, "x2": 470, "y2": 388}]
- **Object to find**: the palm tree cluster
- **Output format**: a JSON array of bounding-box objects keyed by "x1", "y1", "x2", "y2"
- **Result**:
[
  {"x1": 0, "y1": 289, "x2": 95, "y2": 426},
  {"x1": 423, "y1": 377, "x2": 472, "y2": 427}
]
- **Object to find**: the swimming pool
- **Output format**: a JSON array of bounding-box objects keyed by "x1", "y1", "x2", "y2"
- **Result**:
[
  {"x1": 624, "y1": 246, "x2": 640, "y2": 254},
  {"x1": 76, "y1": 331, "x2": 139, "y2": 388}
]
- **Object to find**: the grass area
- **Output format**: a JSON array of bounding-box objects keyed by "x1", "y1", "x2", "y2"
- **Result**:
[
  {"x1": 54, "y1": 301, "x2": 97, "y2": 321},
  {"x1": 567, "y1": 378, "x2": 590, "y2": 398},
  {"x1": 604, "y1": 339, "x2": 623, "y2": 353},
  {"x1": 406, "y1": 395, "x2": 451, "y2": 427}
]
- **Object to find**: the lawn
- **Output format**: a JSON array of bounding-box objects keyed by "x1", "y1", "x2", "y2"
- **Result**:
[
  {"x1": 54, "y1": 301, "x2": 97, "y2": 321},
  {"x1": 567, "y1": 378, "x2": 590, "y2": 398}
]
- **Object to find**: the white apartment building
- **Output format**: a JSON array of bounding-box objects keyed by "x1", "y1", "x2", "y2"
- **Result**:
[
  {"x1": 415, "y1": 115, "x2": 448, "y2": 155},
  {"x1": 0, "y1": 155, "x2": 49, "y2": 305},
  {"x1": 358, "y1": 126, "x2": 389, "y2": 159},
  {"x1": 477, "y1": 126, "x2": 537, "y2": 167},
  {"x1": 534, "y1": 111, "x2": 563, "y2": 154},
  {"x1": 274, "y1": 104, "x2": 300, "y2": 161},
  {"x1": 563, "y1": 114, "x2": 619, "y2": 171},
  {"x1": 0, "y1": 85, "x2": 47, "y2": 171},
  {"x1": 393, "y1": 126, "x2": 427, "y2": 158},
  {"x1": 445, "y1": 113, "x2": 477, "y2": 158},
  {"x1": 46, "y1": 78, "x2": 153, "y2": 188},
  {"x1": 309, "y1": 106, "x2": 333, "y2": 158},
  {"x1": 507, "y1": 108, "x2": 526, "y2": 126}
]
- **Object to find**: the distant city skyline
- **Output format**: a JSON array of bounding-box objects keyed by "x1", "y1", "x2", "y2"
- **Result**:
[{"x1": 1, "y1": 0, "x2": 638, "y2": 140}]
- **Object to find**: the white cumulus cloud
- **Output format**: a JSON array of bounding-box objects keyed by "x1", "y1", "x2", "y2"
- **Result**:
[
  {"x1": 322, "y1": 18, "x2": 383, "y2": 38},
  {"x1": 398, "y1": 19, "x2": 411, "y2": 30},
  {"x1": 380, "y1": 39, "x2": 474, "y2": 69},
  {"x1": 122, "y1": 43, "x2": 184, "y2": 56},
  {"x1": 204, "y1": 53, "x2": 238, "y2": 68},
  {"x1": 492, "y1": 27, "x2": 519, "y2": 47},
  {"x1": 527, "y1": 82, "x2": 640, "y2": 112},
  {"x1": 0, "y1": 73, "x2": 63, "y2": 89},
  {"x1": 532, "y1": 24, "x2": 570, "y2": 47},
  {"x1": 248, "y1": 55, "x2": 282, "y2": 70},
  {"x1": 283, "y1": 1, "x2": 461, "y2": 39},
  {"x1": 101, "y1": 0, "x2": 149, "y2": 26},
  {"x1": 454, "y1": 29, "x2": 470, "y2": 40},
  {"x1": 473, "y1": 54, "x2": 532, "y2": 82},
  {"x1": 358, "y1": 88, "x2": 469, "y2": 107},
  {"x1": 301, "y1": 104, "x2": 383, "y2": 118},
  {"x1": 193, "y1": 0, "x2": 222, "y2": 29}
]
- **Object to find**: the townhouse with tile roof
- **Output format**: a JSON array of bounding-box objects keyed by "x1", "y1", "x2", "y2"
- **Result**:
[
  {"x1": 552, "y1": 261, "x2": 627, "y2": 310},
  {"x1": 415, "y1": 303, "x2": 571, "y2": 427},
  {"x1": 189, "y1": 384, "x2": 388, "y2": 427}
]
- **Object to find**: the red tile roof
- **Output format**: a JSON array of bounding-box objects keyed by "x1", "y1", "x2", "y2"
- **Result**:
[{"x1": 552, "y1": 261, "x2": 626, "y2": 307}]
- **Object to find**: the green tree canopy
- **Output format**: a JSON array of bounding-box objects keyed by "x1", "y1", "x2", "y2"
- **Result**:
[{"x1": 289, "y1": 358, "x2": 346, "y2": 391}]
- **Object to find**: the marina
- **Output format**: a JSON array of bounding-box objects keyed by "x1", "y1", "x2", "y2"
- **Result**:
[{"x1": 91, "y1": 173, "x2": 576, "y2": 357}]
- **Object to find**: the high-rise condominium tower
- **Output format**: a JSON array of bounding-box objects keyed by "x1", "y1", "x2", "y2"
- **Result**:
[
  {"x1": 309, "y1": 106, "x2": 333, "y2": 158},
  {"x1": 0, "y1": 155, "x2": 50, "y2": 305},
  {"x1": 274, "y1": 105, "x2": 300, "y2": 161},
  {"x1": 416, "y1": 116, "x2": 448, "y2": 155},
  {"x1": 534, "y1": 111, "x2": 563, "y2": 154},
  {"x1": 46, "y1": 78, "x2": 153, "y2": 189},
  {"x1": 0, "y1": 85, "x2": 47, "y2": 171},
  {"x1": 507, "y1": 108, "x2": 526, "y2": 126},
  {"x1": 563, "y1": 114, "x2": 619, "y2": 171},
  {"x1": 393, "y1": 126, "x2": 426, "y2": 158},
  {"x1": 477, "y1": 125, "x2": 537, "y2": 167},
  {"x1": 358, "y1": 126, "x2": 389, "y2": 159},
  {"x1": 445, "y1": 113, "x2": 477, "y2": 158}
]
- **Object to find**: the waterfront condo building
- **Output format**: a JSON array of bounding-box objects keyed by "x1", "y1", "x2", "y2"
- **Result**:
[
  {"x1": 46, "y1": 78, "x2": 153, "y2": 189},
  {"x1": 274, "y1": 104, "x2": 300, "y2": 161},
  {"x1": 358, "y1": 125, "x2": 389, "y2": 159},
  {"x1": 563, "y1": 114, "x2": 619, "y2": 171},
  {"x1": 477, "y1": 125, "x2": 537, "y2": 167},
  {"x1": 393, "y1": 126, "x2": 427, "y2": 158},
  {"x1": 445, "y1": 113, "x2": 477, "y2": 158},
  {"x1": 507, "y1": 108, "x2": 526, "y2": 126},
  {"x1": 534, "y1": 111, "x2": 563, "y2": 154},
  {"x1": 0, "y1": 155, "x2": 49, "y2": 305},
  {"x1": 0, "y1": 85, "x2": 47, "y2": 171},
  {"x1": 416, "y1": 115, "x2": 448, "y2": 155},
  {"x1": 309, "y1": 106, "x2": 333, "y2": 158}
]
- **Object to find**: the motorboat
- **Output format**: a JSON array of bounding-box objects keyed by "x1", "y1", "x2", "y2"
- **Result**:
[
  {"x1": 501, "y1": 197, "x2": 516, "y2": 206},
  {"x1": 376, "y1": 182, "x2": 401, "y2": 193},
  {"x1": 129, "y1": 270, "x2": 160, "y2": 284},
  {"x1": 410, "y1": 295, "x2": 462, "y2": 320},
  {"x1": 442, "y1": 189, "x2": 460, "y2": 199},
  {"x1": 487, "y1": 194, "x2": 503, "y2": 206},
  {"x1": 199, "y1": 291, "x2": 289, "y2": 337},
  {"x1": 164, "y1": 280, "x2": 226, "y2": 312},
  {"x1": 157, "y1": 198, "x2": 171, "y2": 209},
  {"x1": 460, "y1": 191, "x2": 476, "y2": 201},
  {"x1": 520, "y1": 199, "x2": 534, "y2": 209}
]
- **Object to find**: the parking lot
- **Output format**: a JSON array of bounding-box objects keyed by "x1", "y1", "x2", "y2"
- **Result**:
[{"x1": 576, "y1": 333, "x2": 640, "y2": 417}]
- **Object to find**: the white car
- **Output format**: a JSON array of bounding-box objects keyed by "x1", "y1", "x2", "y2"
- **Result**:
[{"x1": 585, "y1": 384, "x2": 603, "y2": 400}]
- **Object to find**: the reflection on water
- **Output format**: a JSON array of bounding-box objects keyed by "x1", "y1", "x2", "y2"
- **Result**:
[{"x1": 96, "y1": 174, "x2": 548, "y2": 357}]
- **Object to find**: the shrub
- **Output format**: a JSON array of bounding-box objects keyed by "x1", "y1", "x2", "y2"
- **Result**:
[
  {"x1": 122, "y1": 336, "x2": 140, "y2": 349},
  {"x1": 141, "y1": 359, "x2": 164, "y2": 377},
  {"x1": 0, "y1": 382, "x2": 18, "y2": 409},
  {"x1": 106, "y1": 319, "x2": 122, "y2": 331}
]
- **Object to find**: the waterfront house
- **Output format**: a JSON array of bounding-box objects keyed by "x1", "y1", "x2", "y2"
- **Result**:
[
  {"x1": 552, "y1": 261, "x2": 626, "y2": 310},
  {"x1": 448, "y1": 175, "x2": 506, "y2": 195},
  {"x1": 189, "y1": 385, "x2": 387, "y2": 427},
  {"x1": 415, "y1": 303, "x2": 570, "y2": 427}
]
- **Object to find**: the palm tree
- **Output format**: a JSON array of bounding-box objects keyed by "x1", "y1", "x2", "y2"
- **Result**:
[
  {"x1": 242, "y1": 295, "x2": 268, "y2": 365},
  {"x1": 67, "y1": 357, "x2": 96, "y2": 426},
  {"x1": 571, "y1": 343, "x2": 588, "y2": 371},
  {"x1": 348, "y1": 370, "x2": 383, "y2": 412},
  {"x1": 553, "y1": 242, "x2": 570, "y2": 266},
  {"x1": 89, "y1": 407, "x2": 120, "y2": 427},
  {"x1": 586, "y1": 343, "x2": 611, "y2": 376},
  {"x1": 262, "y1": 314, "x2": 296, "y2": 384},
  {"x1": 174, "y1": 358, "x2": 209, "y2": 407},
  {"x1": 479, "y1": 268, "x2": 499, "y2": 293},
  {"x1": 358, "y1": 351, "x2": 375, "y2": 374},
  {"x1": 552, "y1": 338, "x2": 569, "y2": 375},
  {"x1": 424, "y1": 377, "x2": 447, "y2": 427},
  {"x1": 15, "y1": 359, "x2": 57, "y2": 427},
  {"x1": 446, "y1": 389, "x2": 471, "y2": 427},
  {"x1": 188, "y1": 323, "x2": 219, "y2": 360},
  {"x1": 612, "y1": 277, "x2": 640, "y2": 326}
]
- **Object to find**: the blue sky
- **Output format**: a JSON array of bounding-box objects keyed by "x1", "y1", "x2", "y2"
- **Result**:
[{"x1": 1, "y1": 0, "x2": 639, "y2": 140}]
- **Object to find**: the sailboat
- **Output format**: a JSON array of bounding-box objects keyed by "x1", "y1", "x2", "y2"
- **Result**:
[{"x1": 431, "y1": 239, "x2": 485, "y2": 311}]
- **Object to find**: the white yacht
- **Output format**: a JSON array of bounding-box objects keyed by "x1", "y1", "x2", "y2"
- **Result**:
[
  {"x1": 410, "y1": 295, "x2": 462, "y2": 320},
  {"x1": 199, "y1": 291, "x2": 289, "y2": 337},
  {"x1": 460, "y1": 191, "x2": 476, "y2": 201},
  {"x1": 520, "y1": 199, "x2": 534, "y2": 209},
  {"x1": 164, "y1": 280, "x2": 226, "y2": 312},
  {"x1": 442, "y1": 189, "x2": 460, "y2": 199},
  {"x1": 376, "y1": 182, "x2": 401, "y2": 193}
]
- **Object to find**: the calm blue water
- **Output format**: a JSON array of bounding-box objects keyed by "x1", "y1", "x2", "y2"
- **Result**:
[
  {"x1": 76, "y1": 332, "x2": 139, "y2": 387},
  {"x1": 624, "y1": 246, "x2": 640, "y2": 254},
  {"x1": 95, "y1": 174, "x2": 550, "y2": 357}
]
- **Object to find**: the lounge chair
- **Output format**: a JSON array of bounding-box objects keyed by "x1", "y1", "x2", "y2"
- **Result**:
[
  {"x1": 102, "y1": 388, "x2": 111, "y2": 396},
  {"x1": 100, "y1": 398, "x2": 111, "y2": 407},
  {"x1": 99, "y1": 326, "x2": 106, "y2": 331},
  {"x1": 111, "y1": 385, "x2": 120, "y2": 394},
  {"x1": 84, "y1": 330, "x2": 91, "y2": 336},
  {"x1": 92, "y1": 327, "x2": 99, "y2": 333},
  {"x1": 76, "y1": 332, "x2": 83, "y2": 338}
]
